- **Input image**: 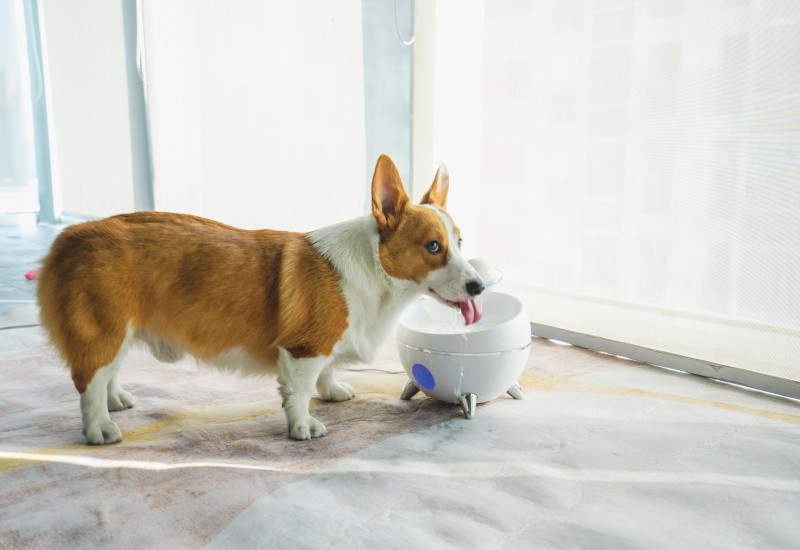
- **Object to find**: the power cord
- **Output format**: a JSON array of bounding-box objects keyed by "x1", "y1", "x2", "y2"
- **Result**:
[
  {"x1": 341, "y1": 367, "x2": 404, "y2": 375},
  {"x1": 0, "y1": 324, "x2": 40, "y2": 331}
]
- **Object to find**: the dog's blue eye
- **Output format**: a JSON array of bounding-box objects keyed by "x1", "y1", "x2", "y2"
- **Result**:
[{"x1": 426, "y1": 241, "x2": 441, "y2": 254}]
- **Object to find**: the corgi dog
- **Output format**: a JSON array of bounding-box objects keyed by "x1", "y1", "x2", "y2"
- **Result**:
[{"x1": 37, "y1": 155, "x2": 485, "y2": 444}]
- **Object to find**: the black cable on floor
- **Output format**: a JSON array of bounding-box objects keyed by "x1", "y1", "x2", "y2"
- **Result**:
[{"x1": 0, "y1": 324, "x2": 40, "y2": 331}]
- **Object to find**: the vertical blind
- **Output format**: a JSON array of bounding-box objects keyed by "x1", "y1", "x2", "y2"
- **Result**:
[{"x1": 420, "y1": 0, "x2": 800, "y2": 389}]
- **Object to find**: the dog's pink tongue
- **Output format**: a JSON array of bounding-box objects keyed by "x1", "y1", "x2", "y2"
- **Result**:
[{"x1": 459, "y1": 299, "x2": 483, "y2": 326}]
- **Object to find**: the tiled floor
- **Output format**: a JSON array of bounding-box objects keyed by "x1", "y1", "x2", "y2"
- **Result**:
[{"x1": 0, "y1": 214, "x2": 63, "y2": 314}]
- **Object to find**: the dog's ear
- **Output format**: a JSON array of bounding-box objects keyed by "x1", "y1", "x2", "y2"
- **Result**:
[
  {"x1": 420, "y1": 164, "x2": 449, "y2": 209},
  {"x1": 371, "y1": 154, "x2": 409, "y2": 231}
]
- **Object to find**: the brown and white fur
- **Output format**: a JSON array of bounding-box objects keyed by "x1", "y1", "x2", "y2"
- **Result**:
[{"x1": 37, "y1": 155, "x2": 484, "y2": 444}]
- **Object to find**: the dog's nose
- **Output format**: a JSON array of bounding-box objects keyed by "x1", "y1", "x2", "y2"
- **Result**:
[{"x1": 466, "y1": 280, "x2": 485, "y2": 297}]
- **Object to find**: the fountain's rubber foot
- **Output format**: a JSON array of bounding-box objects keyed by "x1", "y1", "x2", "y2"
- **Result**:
[
  {"x1": 507, "y1": 382, "x2": 523, "y2": 400},
  {"x1": 458, "y1": 393, "x2": 478, "y2": 419},
  {"x1": 400, "y1": 379, "x2": 421, "y2": 400}
]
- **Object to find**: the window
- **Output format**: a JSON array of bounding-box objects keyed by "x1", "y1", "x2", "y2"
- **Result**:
[{"x1": 414, "y1": 0, "x2": 800, "y2": 397}]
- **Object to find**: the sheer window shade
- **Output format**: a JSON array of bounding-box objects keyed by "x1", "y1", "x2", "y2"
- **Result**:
[
  {"x1": 141, "y1": 0, "x2": 366, "y2": 232},
  {"x1": 417, "y1": 1, "x2": 800, "y2": 393}
]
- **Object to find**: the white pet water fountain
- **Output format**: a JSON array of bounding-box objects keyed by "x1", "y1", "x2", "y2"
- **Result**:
[{"x1": 397, "y1": 259, "x2": 531, "y2": 419}]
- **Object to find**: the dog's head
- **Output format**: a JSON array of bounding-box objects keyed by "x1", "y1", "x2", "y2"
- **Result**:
[{"x1": 371, "y1": 154, "x2": 484, "y2": 325}]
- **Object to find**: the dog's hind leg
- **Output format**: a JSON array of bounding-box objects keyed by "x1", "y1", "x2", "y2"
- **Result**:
[
  {"x1": 278, "y1": 350, "x2": 329, "y2": 440},
  {"x1": 106, "y1": 360, "x2": 135, "y2": 411},
  {"x1": 77, "y1": 328, "x2": 134, "y2": 445},
  {"x1": 316, "y1": 363, "x2": 355, "y2": 402},
  {"x1": 81, "y1": 364, "x2": 123, "y2": 444}
]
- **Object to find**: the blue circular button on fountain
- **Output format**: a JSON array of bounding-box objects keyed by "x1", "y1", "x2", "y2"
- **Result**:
[{"x1": 412, "y1": 363, "x2": 435, "y2": 390}]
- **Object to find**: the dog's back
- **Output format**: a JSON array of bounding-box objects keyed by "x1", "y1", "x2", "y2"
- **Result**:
[{"x1": 38, "y1": 212, "x2": 348, "y2": 393}]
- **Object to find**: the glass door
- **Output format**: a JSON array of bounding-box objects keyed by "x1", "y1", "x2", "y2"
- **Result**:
[{"x1": 0, "y1": 0, "x2": 38, "y2": 215}]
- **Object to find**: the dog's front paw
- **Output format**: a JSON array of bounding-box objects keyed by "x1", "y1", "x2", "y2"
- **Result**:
[
  {"x1": 289, "y1": 416, "x2": 328, "y2": 440},
  {"x1": 83, "y1": 419, "x2": 122, "y2": 445},
  {"x1": 107, "y1": 389, "x2": 135, "y2": 412},
  {"x1": 317, "y1": 381, "x2": 355, "y2": 402}
]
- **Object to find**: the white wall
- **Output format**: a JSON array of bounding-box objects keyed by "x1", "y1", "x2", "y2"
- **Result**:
[{"x1": 143, "y1": 0, "x2": 367, "y2": 231}]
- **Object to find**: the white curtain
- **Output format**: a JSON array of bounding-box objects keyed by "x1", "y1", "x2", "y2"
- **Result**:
[
  {"x1": 0, "y1": 0, "x2": 38, "y2": 213},
  {"x1": 142, "y1": 0, "x2": 367, "y2": 231},
  {"x1": 416, "y1": 0, "x2": 800, "y2": 386}
]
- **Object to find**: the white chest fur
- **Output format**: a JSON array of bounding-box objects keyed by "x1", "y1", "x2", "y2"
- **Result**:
[{"x1": 309, "y1": 216, "x2": 420, "y2": 366}]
